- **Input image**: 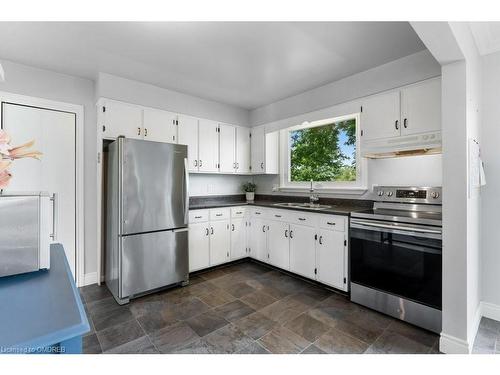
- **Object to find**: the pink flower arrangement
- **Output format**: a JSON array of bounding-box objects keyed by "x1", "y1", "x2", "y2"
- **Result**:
[{"x1": 0, "y1": 130, "x2": 42, "y2": 189}]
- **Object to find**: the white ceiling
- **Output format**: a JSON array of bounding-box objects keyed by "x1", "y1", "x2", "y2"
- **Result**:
[
  {"x1": 470, "y1": 22, "x2": 500, "y2": 56},
  {"x1": 0, "y1": 22, "x2": 425, "y2": 109}
]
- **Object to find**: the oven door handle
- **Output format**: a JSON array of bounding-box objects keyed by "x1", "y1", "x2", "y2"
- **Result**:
[{"x1": 350, "y1": 219, "x2": 442, "y2": 239}]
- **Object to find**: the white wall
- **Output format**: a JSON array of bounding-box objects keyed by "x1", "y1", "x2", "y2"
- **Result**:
[
  {"x1": 189, "y1": 174, "x2": 252, "y2": 196},
  {"x1": 0, "y1": 59, "x2": 97, "y2": 278},
  {"x1": 480, "y1": 51, "x2": 500, "y2": 309},
  {"x1": 250, "y1": 50, "x2": 440, "y2": 126},
  {"x1": 97, "y1": 73, "x2": 250, "y2": 126}
]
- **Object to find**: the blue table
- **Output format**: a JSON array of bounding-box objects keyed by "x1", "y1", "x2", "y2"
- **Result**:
[{"x1": 0, "y1": 244, "x2": 90, "y2": 354}]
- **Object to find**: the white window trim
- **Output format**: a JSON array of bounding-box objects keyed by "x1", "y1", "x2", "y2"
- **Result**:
[{"x1": 279, "y1": 113, "x2": 367, "y2": 194}]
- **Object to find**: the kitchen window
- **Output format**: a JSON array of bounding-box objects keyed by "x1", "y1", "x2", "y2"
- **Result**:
[{"x1": 280, "y1": 113, "x2": 365, "y2": 192}]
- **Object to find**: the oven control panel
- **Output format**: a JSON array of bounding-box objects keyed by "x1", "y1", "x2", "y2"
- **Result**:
[{"x1": 373, "y1": 186, "x2": 442, "y2": 204}]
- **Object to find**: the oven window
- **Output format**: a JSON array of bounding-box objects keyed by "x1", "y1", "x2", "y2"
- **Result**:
[{"x1": 350, "y1": 226, "x2": 442, "y2": 309}]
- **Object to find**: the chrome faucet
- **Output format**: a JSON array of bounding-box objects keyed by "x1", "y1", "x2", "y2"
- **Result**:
[{"x1": 309, "y1": 180, "x2": 319, "y2": 205}]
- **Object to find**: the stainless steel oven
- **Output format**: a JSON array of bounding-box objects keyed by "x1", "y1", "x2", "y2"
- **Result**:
[{"x1": 349, "y1": 186, "x2": 442, "y2": 333}]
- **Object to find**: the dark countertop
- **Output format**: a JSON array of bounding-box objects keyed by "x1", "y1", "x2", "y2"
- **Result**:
[
  {"x1": 189, "y1": 194, "x2": 373, "y2": 216},
  {"x1": 0, "y1": 244, "x2": 90, "y2": 352}
]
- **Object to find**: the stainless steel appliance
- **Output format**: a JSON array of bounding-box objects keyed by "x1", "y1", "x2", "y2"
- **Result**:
[
  {"x1": 0, "y1": 192, "x2": 53, "y2": 277},
  {"x1": 106, "y1": 137, "x2": 189, "y2": 305},
  {"x1": 349, "y1": 186, "x2": 442, "y2": 333}
]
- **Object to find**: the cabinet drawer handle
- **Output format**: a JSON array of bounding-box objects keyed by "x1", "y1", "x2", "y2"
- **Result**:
[
  {"x1": 195, "y1": 216, "x2": 202, "y2": 219},
  {"x1": 216, "y1": 213, "x2": 223, "y2": 217},
  {"x1": 137, "y1": 127, "x2": 141, "y2": 136},
  {"x1": 285, "y1": 229, "x2": 288, "y2": 238},
  {"x1": 236, "y1": 211, "x2": 243, "y2": 214},
  {"x1": 289, "y1": 230, "x2": 293, "y2": 239},
  {"x1": 403, "y1": 118, "x2": 408, "y2": 128},
  {"x1": 298, "y1": 217, "x2": 306, "y2": 221},
  {"x1": 395, "y1": 120, "x2": 399, "y2": 130},
  {"x1": 275, "y1": 214, "x2": 282, "y2": 218},
  {"x1": 319, "y1": 235, "x2": 323, "y2": 245},
  {"x1": 255, "y1": 212, "x2": 261, "y2": 215},
  {"x1": 327, "y1": 222, "x2": 336, "y2": 226}
]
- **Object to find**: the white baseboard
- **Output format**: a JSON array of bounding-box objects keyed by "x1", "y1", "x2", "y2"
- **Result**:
[
  {"x1": 481, "y1": 301, "x2": 500, "y2": 322},
  {"x1": 439, "y1": 333, "x2": 471, "y2": 354},
  {"x1": 82, "y1": 271, "x2": 98, "y2": 286}
]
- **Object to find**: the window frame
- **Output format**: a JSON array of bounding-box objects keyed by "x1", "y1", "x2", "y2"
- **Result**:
[{"x1": 279, "y1": 113, "x2": 366, "y2": 192}]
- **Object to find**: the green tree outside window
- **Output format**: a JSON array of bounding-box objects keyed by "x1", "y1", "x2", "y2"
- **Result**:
[{"x1": 289, "y1": 118, "x2": 356, "y2": 182}]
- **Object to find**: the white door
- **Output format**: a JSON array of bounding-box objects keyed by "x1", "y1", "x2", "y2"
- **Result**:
[
  {"x1": 361, "y1": 91, "x2": 401, "y2": 141},
  {"x1": 104, "y1": 101, "x2": 143, "y2": 140},
  {"x1": 2, "y1": 103, "x2": 77, "y2": 277},
  {"x1": 289, "y1": 224, "x2": 316, "y2": 280},
  {"x1": 267, "y1": 220, "x2": 289, "y2": 270},
  {"x1": 401, "y1": 79, "x2": 441, "y2": 136},
  {"x1": 198, "y1": 119, "x2": 219, "y2": 173},
  {"x1": 317, "y1": 230, "x2": 346, "y2": 290},
  {"x1": 251, "y1": 125, "x2": 265, "y2": 173},
  {"x1": 209, "y1": 220, "x2": 230, "y2": 266},
  {"x1": 249, "y1": 218, "x2": 267, "y2": 261},
  {"x1": 230, "y1": 218, "x2": 247, "y2": 260},
  {"x1": 177, "y1": 115, "x2": 199, "y2": 172},
  {"x1": 235, "y1": 126, "x2": 251, "y2": 174},
  {"x1": 143, "y1": 108, "x2": 177, "y2": 143},
  {"x1": 188, "y1": 222, "x2": 210, "y2": 272},
  {"x1": 218, "y1": 124, "x2": 236, "y2": 173}
]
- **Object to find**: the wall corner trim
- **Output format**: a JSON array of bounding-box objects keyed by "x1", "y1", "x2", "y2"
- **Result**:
[
  {"x1": 439, "y1": 333, "x2": 471, "y2": 354},
  {"x1": 481, "y1": 301, "x2": 500, "y2": 322},
  {"x1": 82, "y1": 272, "x2": 98, "y2": 287}
]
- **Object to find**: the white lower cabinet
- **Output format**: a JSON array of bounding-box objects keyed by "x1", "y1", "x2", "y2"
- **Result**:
[
  {"x1": 316, "y1": 229, "x2": 347, "y2": 290},
  {"x1": 267, "y1": 220, "x2": 289, "y2": 269},
  {"x1": 188, "y1": 222, "x2": 210, "y2": 272},
  {"x1": 289, "y1": 223, "x2": 317, "y2": 280},
  {"x1": 231, "y1": 217, "x2": 248, "y2": 260},
  {"x1": 189, "y1": 206, "x2": 348, "y2": 292},
  {"x1": 209, "y1": 220, "x2": 231, "y2": 266}
]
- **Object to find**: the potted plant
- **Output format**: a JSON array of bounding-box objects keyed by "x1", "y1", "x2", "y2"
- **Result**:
[{"x1": 242, "y1": 181, "x2": 257, "y2": 202}]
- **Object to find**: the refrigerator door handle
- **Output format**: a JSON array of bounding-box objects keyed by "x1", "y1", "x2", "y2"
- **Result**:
[
  {"x1": 173, "y1": 228, "x2": 189, "y2": 233},
  {"x1": 183, "y1": 158, "x2": 189, "y2": 225}
]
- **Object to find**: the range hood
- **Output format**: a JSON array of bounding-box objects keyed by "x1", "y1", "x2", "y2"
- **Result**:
[{"x1": 361, "y1": 131, "x2": 442, "y2": 159}]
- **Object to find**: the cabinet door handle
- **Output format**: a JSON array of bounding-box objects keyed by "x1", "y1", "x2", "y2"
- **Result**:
[
  {"x1": 285, "y1": 229, "x2": 288, "y2": 238},
  {"x1": 199, "y1": 160, "x2": 203, "y2": 167},
  {"x1": 211, "y1": 227, "x2": 214, "y2": 235},
  {"x1": 137, "y1": 127, "x2": 141, "y2": 136},
  {"x1": 262, "y1": 225, "x2": 266, "y2": 232},
  {"x1": 205, "y1": 228, "x2": 209, "y2": 236},
  {"x1": 395, "y1": 120, "x2": 399, "y2": 130},
  {"x1": 144, "y1": 128, "x2": 148, "y2": 137},
  {"x1": 231, "y1": 224, "x2": 235, "y2": 231},
  {"x1": 403, "y1": 118, "x2": 408, "y2": 128},
  {"x1": 236, "y1": 162, "x2": 239, "y2": 169},
  {"x1": 319, "y1": 236, "x2": 323, "y2": 245},
  {"x1": 261, "y1": 162, "x2": 264, "y2": 170},
  {"x1": 290, "y1": 230, "x2": 293, "y2": 239}
]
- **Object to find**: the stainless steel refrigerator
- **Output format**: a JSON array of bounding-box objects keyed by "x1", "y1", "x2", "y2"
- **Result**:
[{"x1": 106, "y1": 137, "x2": 189, "y2": 305}]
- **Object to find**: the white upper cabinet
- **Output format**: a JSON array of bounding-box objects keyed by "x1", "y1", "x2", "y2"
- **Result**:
[
  {"x1": 361, "y1": 78, "x2": 442, "y2": 143},
  {"x1": 361, "y1": 91, "x2": 401, "y2": 141},
  {"x1": 143, "y1": 108, "x2": 178, "y2": 143},
  {"x1": 177, "y1": 114, "x2": 199, "y2": 172},
  {"x1": 235, "y1": 126, "x2": 251, "y2": 174},
  {"x1": 103, "y1": 101, "x2": 143, "y2": 140},
  {"x1": 400, "y1": 79, "x2": 441, "y2": 136},
  {"x1": 218, "y1": 123, "x2": 236, "y2": 173},
  {"x1": 250, "y1": 126, "x2": 279, "y2": 174},
  {"x1": 198, "y1": 119, "x2": 220, "y2": 173}
]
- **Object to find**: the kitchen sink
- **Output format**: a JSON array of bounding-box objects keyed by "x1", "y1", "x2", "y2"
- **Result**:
[{"x1": 273, "y1": 202, "x2": 332, "y2": 210}]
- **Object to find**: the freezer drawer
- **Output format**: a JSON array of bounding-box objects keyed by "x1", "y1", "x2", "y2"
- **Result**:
[{"x1": 120, "y1": 228, "x2": 189, "y2": 298}]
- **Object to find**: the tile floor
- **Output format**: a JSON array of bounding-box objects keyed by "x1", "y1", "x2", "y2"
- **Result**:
[
  {"x1": 80, "y1": 260, "x2": 441, "y2": 354},
  {"x1": 472, "y1": 318, "x2": 500, "y2": 354}
]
